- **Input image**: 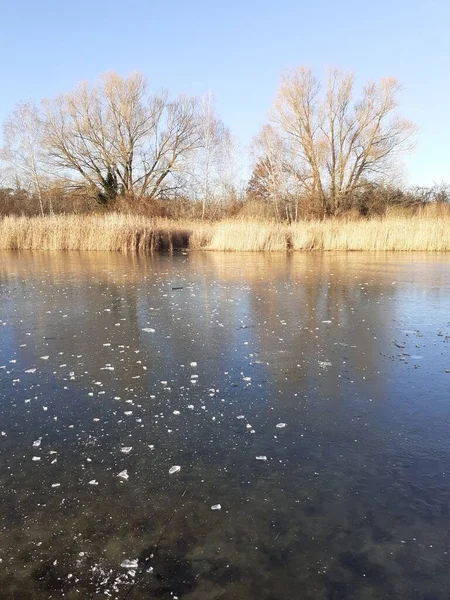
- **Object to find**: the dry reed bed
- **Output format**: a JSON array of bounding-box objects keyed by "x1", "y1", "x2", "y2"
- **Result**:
[{"x1": 0, "y1": 213, "x2": 449, "y2": 252}]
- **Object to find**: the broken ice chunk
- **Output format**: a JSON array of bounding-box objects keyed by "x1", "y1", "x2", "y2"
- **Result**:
[
  {"x1": 121, "y1": 559, "x2": 138, "y2": 569},
  {"x1": 120, "y1": 447, "x2": 132, "y2": 454},
  {"x1": 318, "y1": 360, "x2": 332, "y2": 368},
  {"x1": 211, "y1": 504, "x2": 222, "y2": 511},
  {"x1": 276, "y1": 423, "x2": 286, "y2": 429},
  {"x1": 118, "y1": 470, "x2": 129, "y2": 481},
  {"x1": 256, "y1": 456, "x2": 267, "y2": 461},
  {"x1": 169, "y1": 465, "x2": 181, "y2": 475}
]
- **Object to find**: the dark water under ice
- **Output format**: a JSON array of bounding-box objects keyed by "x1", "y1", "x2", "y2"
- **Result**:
[{"x1": 0, "y1": 250, "x2": 449, "y2": 599}]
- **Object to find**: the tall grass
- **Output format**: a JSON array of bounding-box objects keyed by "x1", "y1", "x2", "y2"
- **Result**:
[{"x1": 0, "y1": 208, "x2": 449, "y2": 252}]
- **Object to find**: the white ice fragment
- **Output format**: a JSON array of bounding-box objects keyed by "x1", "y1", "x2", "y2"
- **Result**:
[
  {"x1": 120, "y1": 447, "x2": 133, "y2": 454},
  {"x1": 190, "y1": 362, "x2": 197, "y2": 367},
  {"x1": 187, "y1": 405, "x2": 194, "y2": 410},
  {"x1": 318, "y1": 360, "x2": 332, "y2": 368},
  {"x1": 211, "y1": 504, "x2": 221, "y2": 511},
  {"x1": 118, "y1": 470, "x2": 129, "y2": 481},
  {"x1": 256, "y1": 456, "x2": 267, "y2": 461},
  {"x1": 124, "y1": 411, "x2": 133, "y2": 416},
  {"x1": 88, "y1": 480, "x2": 98, "y2": 486},
  {"x1": 25, "y1": 368, "x2": 36, "y2": 374},
  {"x1": 51, "y1": 483, "x2": 61, "y2": 488},
  {"x1": 40, "y1": 356, "x2": 49, "y2": 360},
  {"x1": 32, "y1": 456, "x2": 41, "y2": 461},
  {"x1": 33, "y1": 438, "x2": 42, "y2": 448},
  {"x1": 276, "y1": 423, "x2": 287, "y2": 429},
  {"x1": 173, "y1": 410, "x2": 181, "y2": 415},
  {"x1": 243, "y1": 376, "x2": 251, "y2": 382},
  {"x1": 142, "y1": 328, "x2": 155, "y2": 333},
  {"x1": 237, "y1": 415, "x2": 245, "y2": 419},
  {"x1": 121, "y1": 559, "x2": 138, "y2": 569},
  {"x1": 169, "y1": 465, "x2": 181, "y2": 475}
]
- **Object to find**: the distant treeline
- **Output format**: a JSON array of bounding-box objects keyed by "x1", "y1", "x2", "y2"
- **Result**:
[
  {"x1": 0, "y1": 68, "x2": 448, "y2": 221},
  {"x1": 0, "y1": 182, "x2": 449, "y2": 221}
]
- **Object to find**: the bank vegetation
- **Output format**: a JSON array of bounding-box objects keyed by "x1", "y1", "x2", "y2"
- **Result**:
[
  {"x1": 1, "y1": 204, "x2": 449, "y2": 252},
  {"x1": 0, "y1": 67, "x2": 449, "y2": 251}
]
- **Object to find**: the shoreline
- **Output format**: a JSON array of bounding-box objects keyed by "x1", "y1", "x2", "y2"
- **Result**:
[{"x1": 1, "y1": 213, "x2": 449, "y2": 252}]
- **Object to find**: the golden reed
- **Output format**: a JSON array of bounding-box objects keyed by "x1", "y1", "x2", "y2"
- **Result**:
[{"x1": 1, "y1": 207, "x2": 449, "y2": 253}]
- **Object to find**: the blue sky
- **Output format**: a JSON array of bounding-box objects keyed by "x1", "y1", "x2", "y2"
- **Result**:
[{"x1": 0, "y1": 0, "x2": 449, "y2": 185}]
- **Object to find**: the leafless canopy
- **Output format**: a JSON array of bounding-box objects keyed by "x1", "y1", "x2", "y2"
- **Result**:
[
  {"x1": 42, "y1": 72, "x2": 203, "y2": 202},
  {"x1": 264, "y1": 67, "x2": 416, "y2": 215},
  {"x1": 2, "y1": 102, "x2": 47, "y2": 214}
]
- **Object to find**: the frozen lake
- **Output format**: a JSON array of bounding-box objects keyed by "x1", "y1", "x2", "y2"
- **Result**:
[{"x1": 0, "y1": 251, "x2": 449, "y2": 599}]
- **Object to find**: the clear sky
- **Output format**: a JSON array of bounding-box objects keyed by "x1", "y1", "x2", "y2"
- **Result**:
[{"x1": 0, "y1": 0, "x2": 449, "y2": 185}]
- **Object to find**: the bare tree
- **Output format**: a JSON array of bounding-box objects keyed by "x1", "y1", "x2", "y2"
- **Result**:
[
  {"x1": 1, "y1": 102, "x2": 48, "y2": 215},
  {"x1": 186, "y1": 92, "x2": 234, "y2": 218},
  {"x1": 270, "y1": 67, "x2": 416, "y2": 216},
  {"x1": 41, "y1": 72, "x2": 203, "y2": 203},
  {"x1": 250, "y1": 124, "x2": 294, "y2": 220}
]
